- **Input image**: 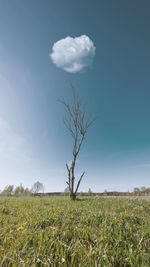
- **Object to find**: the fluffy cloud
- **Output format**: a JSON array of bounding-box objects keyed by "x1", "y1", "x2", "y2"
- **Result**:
[{"x1": 50, "y1": 35, "x2": 96, "y2": 73}]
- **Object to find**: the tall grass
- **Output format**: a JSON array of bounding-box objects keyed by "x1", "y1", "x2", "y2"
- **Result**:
[{"x1": 0, "y1": 196, "x2": 150, "y2": 266}]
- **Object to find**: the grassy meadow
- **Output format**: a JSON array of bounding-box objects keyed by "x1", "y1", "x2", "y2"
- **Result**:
[{"x1": 0, "y1": 196, "x2": 150, "y2": 266}]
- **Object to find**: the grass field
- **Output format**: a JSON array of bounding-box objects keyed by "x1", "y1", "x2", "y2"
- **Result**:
[{"x1": 0, "y1": 196, "x2": 150, "y2": 266}]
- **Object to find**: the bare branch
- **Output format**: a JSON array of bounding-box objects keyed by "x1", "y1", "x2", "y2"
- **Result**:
[
  {"x1": 63, "y1": 120, "x2": 75, "y2": 139},
  {"x1": 66, "y1": 163, "x2": 71, "y2": 191},
  {"x1": 76, "y1": 135, "x2": 84, "y2": 156},
  {"x1": 75, "y1": 172, "x2": 85, "y2": 194},
  {"x1": 66, "y1": 163, "x2": 69, "y2": 172}
]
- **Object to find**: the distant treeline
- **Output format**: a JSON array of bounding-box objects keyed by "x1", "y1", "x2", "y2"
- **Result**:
[
  {"x1": 0, "y1": 184, "x2": 150, "y2": 197},
  {"x1": 34, "y1": 187, "x2": 150, "y2": 197},
  {"x1": 0, "y1": 181, "x2": 44, "y2": 196}
]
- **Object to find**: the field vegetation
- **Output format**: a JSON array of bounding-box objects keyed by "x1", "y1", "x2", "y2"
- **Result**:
[{"x1": 0, "y1": 196, "x2": 150, "y2": 266}]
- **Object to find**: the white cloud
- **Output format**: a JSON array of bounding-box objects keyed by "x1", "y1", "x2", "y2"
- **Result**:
[{"x1": 50, "y1": 35, "x2": 96, "y2": 73}]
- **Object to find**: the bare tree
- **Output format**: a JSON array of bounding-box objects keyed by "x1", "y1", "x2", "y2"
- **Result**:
[
  {"x1": 31, "y1": 181, "x2": 44, "y2": 194},
  {"x1": 61, "y1": 89, "x2": 95, "y2": 200}
]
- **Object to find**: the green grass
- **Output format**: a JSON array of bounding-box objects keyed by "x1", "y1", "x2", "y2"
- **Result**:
[{"x1": 0, "y1": 196, "x2": 150, "y2": 266}]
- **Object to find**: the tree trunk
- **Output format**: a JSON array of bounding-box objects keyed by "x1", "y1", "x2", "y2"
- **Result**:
[{"x1": 70, "y1": 193, "x2": 76, "y2": 201}]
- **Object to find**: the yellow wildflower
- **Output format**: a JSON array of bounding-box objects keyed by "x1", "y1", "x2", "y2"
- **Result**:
[
  {"x1": 118, "y1": 222, "x2": 122, "y2": 227},
  {"x1": 17, "y1": 226, "x2": 24, "y2": 231},
  {"x1": 52, "y1": 227, "x2": 56, "y2": 231}
]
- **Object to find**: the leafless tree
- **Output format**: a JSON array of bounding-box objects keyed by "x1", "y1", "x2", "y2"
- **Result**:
[
  {"x1": 61, "y1": 89, "x2": 95, "y2": 200},
  {"x1": 31, "y1": 181, "x2": 44, "y2": 194}
]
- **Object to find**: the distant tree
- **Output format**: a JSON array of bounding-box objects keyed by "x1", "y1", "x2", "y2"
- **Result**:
[
  {"x1": 145, "y1": 188, "x2": 150, "y2": 195},
  {"x1": 14, "y1": 185, "x2": 22, "y2": 196},
  {"x1": 64, "y1": 186, "x2": 70, "y2": 196},
  {"x1": 14, "y1": 184, "x2": 30, "y2": 196},
  {"x1": 31, "y1": 181, "x2": 44, "y2": 194},
  {"x1": 140, "y1": 186, "x2": 146, "y2": 192},
  {"x1": 1, "y1": 185, "x2": 14, "y2": 196},
  {"x1": 24, "y1": 187, "x2": 31, "y2": 196},
  {"x1": 64, "y1": 186, "x2": 70, "y2": 193},
  {"x1": 104, "y1": 189, "x2": 107, "y2": 196},
  {"x1": 88, "y1": 188, "x2": 93, "y2": 196},
  {"x1": 133, "y1": 187, "x2": 140, "y2": 196},
  {"x1": 61, "y1": 88, "x2": 95, "y2": 200}
]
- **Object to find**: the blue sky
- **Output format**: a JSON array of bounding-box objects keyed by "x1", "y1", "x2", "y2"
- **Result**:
[{"x1": 0, "y1": 0, "x2": 150, "y2": 192}]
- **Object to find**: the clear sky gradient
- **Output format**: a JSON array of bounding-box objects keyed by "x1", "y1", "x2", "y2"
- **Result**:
[{"x1": 0, "y1": 0, "x2": 150, "y2": 192}]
